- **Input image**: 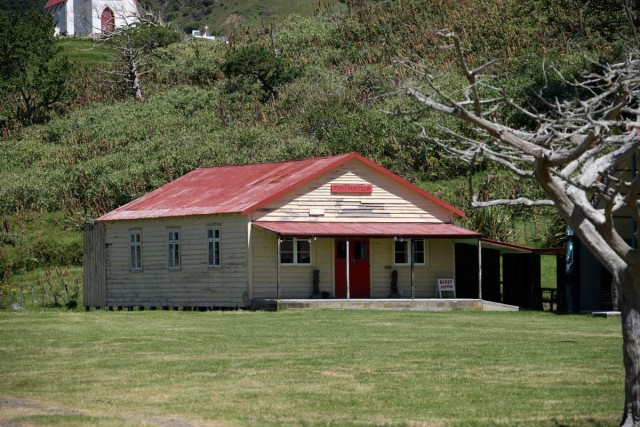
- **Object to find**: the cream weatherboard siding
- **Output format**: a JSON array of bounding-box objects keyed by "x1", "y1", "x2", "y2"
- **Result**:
[
  {"x1": 251, "y1": 159, "x2": 454, "y2": 223},
  {"x1": 104, "y1": 214, "x2": 249, "y2": 307},
  {"x1": 251, "y1": 227, "x2": 333, "y2": 299},
  {"x1": 370, "y1": 239, "x2": 455, "y2": 298},
  {"x1": 250, "y1": 231, "x2": 455, "y2": 299}
]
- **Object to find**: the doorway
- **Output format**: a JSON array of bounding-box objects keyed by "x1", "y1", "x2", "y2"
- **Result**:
[
  {"x1": 335, "y1": 239, "x2": 370, "y2": 298},
  {"x1": 101, "y1": 7, "x2": 115, "y2": 33}
]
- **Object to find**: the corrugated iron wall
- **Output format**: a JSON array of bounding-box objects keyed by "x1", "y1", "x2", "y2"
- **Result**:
[{"x1": 83, "y1": 224, "x2": 106, "y2": 308}]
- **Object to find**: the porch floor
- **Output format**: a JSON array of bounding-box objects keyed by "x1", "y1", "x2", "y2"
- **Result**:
[{"x1": 251, "y1": 298, "x2": 519, "y2": 312}]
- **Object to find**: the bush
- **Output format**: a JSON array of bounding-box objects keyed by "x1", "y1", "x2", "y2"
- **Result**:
[
  {"x1": 221, "y1": 44, "x2": 301, "y2": 100},
  {"x1": 462, "y1": 207, "x2": 515, "y2": 243},
  {"x1": 31, "y1": 236, "x2": 82, "y2": 267},
  {"x1": 154, "y1": 40, "x2": 226, "y2": 86},
  {"x1": 0, "y1": 213, "x2": 83, "y2": 285}
]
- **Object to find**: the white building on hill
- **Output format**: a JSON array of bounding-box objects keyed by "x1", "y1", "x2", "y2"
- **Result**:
[{"x1": 44, "y1": 0, "x2": 139, "y2": 37}]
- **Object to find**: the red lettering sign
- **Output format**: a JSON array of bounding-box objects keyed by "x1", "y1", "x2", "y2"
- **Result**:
[{"x1": 330, "y1": 183, "x2": 373, "y2": 194}]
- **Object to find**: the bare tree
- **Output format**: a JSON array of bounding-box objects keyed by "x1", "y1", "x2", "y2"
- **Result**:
[
  {"x1": 97, "y1": 7, "x2": 180, "y2": 100},
  {"x1": 397, "y1": 31, "x2": 640, "y2": 426}
]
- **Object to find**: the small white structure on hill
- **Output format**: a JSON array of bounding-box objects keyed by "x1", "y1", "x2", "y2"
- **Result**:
[
  {"x1": 192, "y1": 25, "x2": 227, "y2": 42},
  {"x1": 44, "y1": 0, "x2": 139, "y2": 37}
]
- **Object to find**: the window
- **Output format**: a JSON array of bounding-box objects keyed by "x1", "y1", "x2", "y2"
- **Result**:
[
  {"x1": 168, "y1": 230, "x2": 180, "y2": 270},
  {"x1": 394, "y1": 239, "x2": 426, "y2": 266},
  {"x1": 280, "y1": 238, "x2": 311, "y2": 265},
  {"x1": 354, "y1": 241, "x2": 367, "y2": 260},
  {"x1": 413, "y1": 239, "x2": 425, "y2": 264},
  {"x1": 129, "y1": 231, "x2": 142, "y2": 271},
  {"x1": 207, "y1": 228, "x2": 221, "y2": 268}
]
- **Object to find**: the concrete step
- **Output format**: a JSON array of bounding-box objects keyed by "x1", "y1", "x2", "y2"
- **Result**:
[{"x1": 252, "y1": 298, "x2": 519, "y2": 312}]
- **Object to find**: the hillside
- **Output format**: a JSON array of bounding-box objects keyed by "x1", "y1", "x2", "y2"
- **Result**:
[
  {"x1": 0, "y1": 0, "x2": 43, "y2": 12},
  {"x1": 140, "y1": 0, "x2": 346, "y2": 34}
]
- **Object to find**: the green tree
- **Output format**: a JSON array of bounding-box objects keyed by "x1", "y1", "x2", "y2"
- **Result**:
[
  {"x1": 0, "y1": 10, "x2": 73, "y2": 127},
  {"x1": 221, "y1": 44, "x2": 300, "y2": 100},
  {"x1": 0, "y1": 0, "x2": 43, "y2": 12}
]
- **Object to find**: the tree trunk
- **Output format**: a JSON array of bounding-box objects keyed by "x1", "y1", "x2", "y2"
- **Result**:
[
  {"x1": 127, "y1": 54, "x2": 143, "y2": 101},
  {"x1": 619, "y1": 268, "x2": 640, "y2": 426}
]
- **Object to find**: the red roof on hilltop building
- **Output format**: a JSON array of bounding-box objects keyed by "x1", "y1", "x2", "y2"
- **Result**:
[
  {"x1": 98, "y1": 152, "x2": 466, "y2": 222},
  {"x1": 44, "y1": 0, "x2": 65, "y2": 8}
]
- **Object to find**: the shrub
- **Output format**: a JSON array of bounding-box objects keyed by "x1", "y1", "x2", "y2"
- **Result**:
[
  {"x1": 154, "y1": 40, "x2": 226, "y2": 86},
  {"x1": 221, "y1": 44, "x2": 301, "y2": 100},
  {"x1": 462, "y1": 207, "x2": 515, "y2": 243}
]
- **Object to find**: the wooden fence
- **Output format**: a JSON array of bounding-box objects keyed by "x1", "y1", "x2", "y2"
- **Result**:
[{"x1": 83, "y1": 223, "x2": 106, "y2": 308}]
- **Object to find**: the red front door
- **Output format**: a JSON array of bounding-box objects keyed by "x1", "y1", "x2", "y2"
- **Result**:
[{"x1": 335, "y1": 239, "x2": 370, "y2": 298}]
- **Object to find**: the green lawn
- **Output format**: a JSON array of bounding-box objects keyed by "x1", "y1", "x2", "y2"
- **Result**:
[
  {"x1": 0, "y1": 310, "x2": 623, "y2": 426},
  {"x1": 57, "y1": 39, "x2": 113, "y2": 68}
]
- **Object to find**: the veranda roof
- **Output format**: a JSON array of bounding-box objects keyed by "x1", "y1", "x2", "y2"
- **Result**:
[{"x1": 253, "y1": 221, "x2": 481, "y2": 238}]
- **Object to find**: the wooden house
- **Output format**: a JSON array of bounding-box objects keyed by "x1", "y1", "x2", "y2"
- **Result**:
[{"x1": 84, "y1": 153, "x2": 483, "y2": 309}]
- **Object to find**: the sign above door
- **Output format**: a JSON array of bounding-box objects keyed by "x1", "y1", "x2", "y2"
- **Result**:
[{"x1": 330, "y1": 183, "x2": 373, "y2": 194}]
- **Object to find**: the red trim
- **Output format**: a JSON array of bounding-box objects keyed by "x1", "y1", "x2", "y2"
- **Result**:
[
  {"x1": 479, "y1": 238, "x2": 537, "y2": 254},
  {"x1": 464, "y1": 238, "x2": 564, "y2": 255}
]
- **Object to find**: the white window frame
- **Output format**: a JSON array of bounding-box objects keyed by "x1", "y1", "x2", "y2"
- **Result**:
[
  {"x1": 393, "y1": 239, "x2": 427, "y2": 266},
  {"x1": 280, "y1": 237, "x2": 312, "y2": 266},
  {"x1": 168, "y1": 229, "x2": 181, "y2": 270},
  {"x1": 207, "y1": 227, "x2": 221, "y2": 268},
  {"x1": 129, "y1": 230, "x2": 142, "y2": 271}
]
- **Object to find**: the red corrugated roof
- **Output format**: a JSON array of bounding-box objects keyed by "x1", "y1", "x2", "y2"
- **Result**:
[
  {"x1": 44, "y1": 0, "x2": 66, "y2": 8},
  {"x1": 253, "y1": 221, "x2": 481, "y2": 238},
  {"x1": 98, "y1": 153, "x2": 466, "y2": 222}
]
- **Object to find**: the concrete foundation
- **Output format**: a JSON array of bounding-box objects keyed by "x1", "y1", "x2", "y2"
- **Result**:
[{"x1": 251, "y1": 298, "x2": 520, "y2": 312}]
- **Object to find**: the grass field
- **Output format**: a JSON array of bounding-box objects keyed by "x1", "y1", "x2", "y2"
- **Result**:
[
  {"x1": 57, "y1": 39, "x2": 113, "y2": 68},
  {"x1": 0, "y1": 310, "x2": 623, "y2": 426}
]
